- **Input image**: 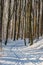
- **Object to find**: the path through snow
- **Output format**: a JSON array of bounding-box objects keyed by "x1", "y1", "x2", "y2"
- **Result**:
[{"x1": 0, "y1": 38, "x2": 43, "y2": 65}]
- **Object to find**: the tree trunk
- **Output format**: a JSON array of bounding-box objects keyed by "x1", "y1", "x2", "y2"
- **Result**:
[{"x1": 5, "y1": 0, "x2": 11, "y2": 45}]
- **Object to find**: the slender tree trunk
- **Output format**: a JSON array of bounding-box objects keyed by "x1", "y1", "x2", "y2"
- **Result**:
[
  {"x1": 41, "y1": 0, "x2": 43, "y2": 36},
  {"x1": 5, "y1": 0, "x2": 11, "y2": 45},
  {"x1": 17, "y1": 0, "x2": 21, "y2": 40},
  {"x1": 14, "y1": 0, "x2": 17, "y2": 40},
  {"x1": 29, "y1": 0, "x2": 33, "y2": 45},
  {"x1": 0, "y1": 0, "x2": 4, "y2": 51},
  {"x1": 0, "y1": 0, "x2": 4, "y2": 42},
  {"x1": 11, "y1": 0, "x2": 16, "y2": 40},
  {"x1": 24, "y1": 0, "x2": 26, "y2": 46},
  {"x1": 36, "y1": 0, "x2": 40, "y2": 39}
]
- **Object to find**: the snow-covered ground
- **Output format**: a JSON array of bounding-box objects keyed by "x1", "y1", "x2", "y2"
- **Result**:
[{"x1": 0, "y1": 37, "x2": 43, "y2": 65}]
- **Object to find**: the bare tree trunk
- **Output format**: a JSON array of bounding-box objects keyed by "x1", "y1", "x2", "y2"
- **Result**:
[
  {"x1": 40, "y1": 0, "x2": 43, "y2": 36},
  {"x1": 34, "y1": 0, "x2": 37, "y2": 39},
  {"x1": 0, "y1": 0, "x2": 4, "y2": 42},
  {"x1": 17, "y1": 0, "x2": 21, "y2": 40},
  {"x1": 36, "y1": 0, "x2": 40, "y2": 40},
  {"x1": 29, "y1": 0, "x2": 33, "y2": 45},
  {"x1": 24, "y1": 0, "x2": 26, "y2": 46},
  {"x1": 2, "y1": 0, "x2": 9, "y2": 45},
  {"x1": 5, "y1": 0, "x2": 11, "y2": 45},
  {"x1": 14, "y1": 0, "x2": 17, "y2": 40},
  {"x1": 0, "y1": 0, "x2": 4, "y2": 51}
]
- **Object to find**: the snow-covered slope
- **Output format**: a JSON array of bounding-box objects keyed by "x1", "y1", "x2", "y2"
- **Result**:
[
  {"x1": 0, "y1": 37, "x2": 43, "y2": 65},
  {"x1": 22, "y1": 38, "x2": 43, "y2": 50}
]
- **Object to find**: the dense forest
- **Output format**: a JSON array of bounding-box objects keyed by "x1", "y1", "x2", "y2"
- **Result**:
[
  {"x1": 0, "y1": 0, "x2": 43, "y2": 45},
  {"x1": 0, "y1": 0, "x2": 43, "y2": 65}
]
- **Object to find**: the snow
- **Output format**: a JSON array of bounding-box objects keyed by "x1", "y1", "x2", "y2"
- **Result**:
[{"x1": 0, "y1": 37, "x2": 43, "y2": 65}]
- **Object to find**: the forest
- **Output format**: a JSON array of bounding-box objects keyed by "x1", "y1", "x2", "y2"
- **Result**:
[
  {"x1": 0, "y1": 0, "x2": 43, "y2": 65},
  {"x1": 0, "y1": 0, "x2": 43, "y2": 45}
]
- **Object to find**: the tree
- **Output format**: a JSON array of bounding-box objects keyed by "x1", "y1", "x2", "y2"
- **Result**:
[
  {"x1": 29, "y1": 0, "x2": 33, "y2": 45},
  {"x1": 5, "y1": 0, "x2": 11, "y2": 45},
  {"x1": 17, "y1": 0, "x2": 21, "y2": 40},
  {"x1": 0, "y1": 0, "x2": 4, "y2": 42},
  {"x1": 14, "y1": 0, "x2": 17, "y2": 40},
  {"x1": 36, "y1": 0, "x2": 40, "y2": 39},
  {"x1": 40, "y1": 0, "x2": 43, "y2": 36},
  {"x1": 24, "y1": 0, "x2": 26, "y2": 46},
  {"x1": 0, "y1": 0, "x2": 4, "y2": 51}
]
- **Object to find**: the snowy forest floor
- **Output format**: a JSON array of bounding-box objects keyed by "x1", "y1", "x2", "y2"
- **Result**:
[{"x1": 0, "y1": 37, "x2": 43, "y2": 65}]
